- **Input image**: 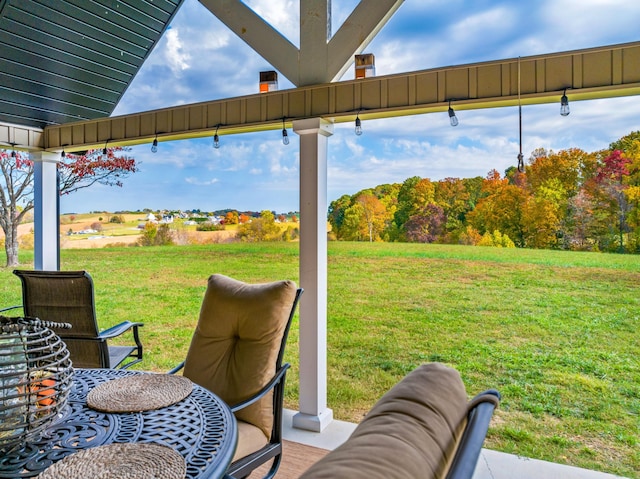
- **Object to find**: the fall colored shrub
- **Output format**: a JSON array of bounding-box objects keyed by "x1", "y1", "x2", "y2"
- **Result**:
[{"x1": 19, "y1": 233, "x2": 34, "y2": 250}]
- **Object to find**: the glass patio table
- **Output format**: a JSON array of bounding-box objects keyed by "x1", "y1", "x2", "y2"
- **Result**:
[{"x1": 0, "y1": 368, "x2": 237, "y2": 478}]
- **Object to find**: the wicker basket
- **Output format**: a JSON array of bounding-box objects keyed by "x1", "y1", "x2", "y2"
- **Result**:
[{"x1": 0, "y1": 316, "x2": 74, "y2": 451}]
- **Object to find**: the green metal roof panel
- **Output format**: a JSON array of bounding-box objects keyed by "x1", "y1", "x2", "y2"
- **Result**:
[{"x1": 0, "y1": 0, "x2": 185, "y2": 128}]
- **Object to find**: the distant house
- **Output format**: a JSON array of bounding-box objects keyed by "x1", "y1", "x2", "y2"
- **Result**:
[
  {"x1": 146, "y1": 213, "x2": 157, "y2": 222},
  {"x1": 160, "y1": 214, "x2": 174, "y2": 223}
]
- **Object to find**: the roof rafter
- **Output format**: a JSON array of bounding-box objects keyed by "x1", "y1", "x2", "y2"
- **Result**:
[{"x1": 199, "y1": 0, "x2": 404, "y2": 86}]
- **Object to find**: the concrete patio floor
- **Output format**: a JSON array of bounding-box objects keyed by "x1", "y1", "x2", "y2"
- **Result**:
[{"x1": 282, "y1": 409, "x2": 630, "y2": 479}]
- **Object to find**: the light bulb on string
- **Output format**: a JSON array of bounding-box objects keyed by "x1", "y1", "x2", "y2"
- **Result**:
[
  {"x1": 355, "y1": 113, "x2": 363, "y2": 136},
  {"x1": 281, "y1": 118, "x2": 290, "y2": 145},
  {"x1": 213, "y1": 125, "x2": 220, "y2": 149},
  {"x1": 102, "y1": 140, "x2": 109, "y2": 160},
  {"x1": 448, "y1": 100, "x2": 459, "y2": 127},
  {"x1": 560, "y1": 89, "x2": 570, "y2": 116}
]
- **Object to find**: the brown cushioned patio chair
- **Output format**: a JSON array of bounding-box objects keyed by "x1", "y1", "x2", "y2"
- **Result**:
[
  {"x1": 12, "y1": 270, "x2": 144, "y2": 369},
  {"x1": 170, "y1": 274, "x2": 302, "y2": 479},
  {"x1": 299, "y1": 362, "x2": 500, "y2": 479}
]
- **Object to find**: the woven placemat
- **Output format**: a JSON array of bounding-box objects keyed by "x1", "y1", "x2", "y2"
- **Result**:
[
  {"x1": 87, "y1": 374, "x2": 193, "y2": 412},
  {"x1": 37, "y1": 443, "x2": 186, "y2": 479}
]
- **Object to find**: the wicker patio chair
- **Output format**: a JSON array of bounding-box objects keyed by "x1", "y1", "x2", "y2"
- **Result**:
[
  {"x1": 12, "y1": 269, "x2": 144, "y2": 369},
  {"x1": 170, "y1": 274, "x2": 303, "y2": 479}
]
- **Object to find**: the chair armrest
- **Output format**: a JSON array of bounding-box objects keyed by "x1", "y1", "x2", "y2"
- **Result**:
[
  {"x1": 230, "y1": 363, "x2": 290, "y2": 413},
  {"x1": 99, "y1": 321, "x2": 144, "y2": 339},
  {"x1": 168, "y1": 361, "x2": 186, "y2": 375},
  {"x1": 0, "y1": 305, "x2": 22, "y2": 314},
  {"x1": 445, "y1": 389, "x2": 501, "y2": 479}
]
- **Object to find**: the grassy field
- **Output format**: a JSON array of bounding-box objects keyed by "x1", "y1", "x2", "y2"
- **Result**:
[{"x1": 1, "y1": 242, "x2": 638, "y2": 477}]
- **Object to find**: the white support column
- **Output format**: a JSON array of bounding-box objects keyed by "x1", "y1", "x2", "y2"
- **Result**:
[
  {"x1": 292, "y1": 118, "x2": 334, "y2": 432},
  {"x1": 32, "y1": 151, "x2": 60, "y2": 270}
]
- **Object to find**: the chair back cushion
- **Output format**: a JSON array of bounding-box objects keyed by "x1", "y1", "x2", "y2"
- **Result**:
[
  {"x1": 299, "y1": 363, "x2": 469, "y2": 479},
  {"x1": 183, "y1": 274, "x2": 298, "y2": 438}
]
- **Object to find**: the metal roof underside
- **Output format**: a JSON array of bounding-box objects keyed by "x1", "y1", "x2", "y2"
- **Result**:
[{"x1": 0, "y1": 0, "x2": 184, "y2": 129}]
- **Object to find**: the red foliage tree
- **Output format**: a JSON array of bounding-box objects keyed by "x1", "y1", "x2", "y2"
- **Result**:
[
  {"x1": 404, "y1": 203, "x2": 445, "y2": 243},
  {"x1": 591, "y1": 150, "x2": 632, "y2": 251},
  {"x1": 0, "y1": 147, "x2": 138, "y2": 266},
  {"x1": 57, "y1": 147, "x2": 138, "y2": 195}
]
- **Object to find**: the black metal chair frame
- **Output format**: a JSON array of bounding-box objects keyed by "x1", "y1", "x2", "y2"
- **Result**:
[
  {"x1": 10, "y1": 270, "x2": 143, "y2": 369},
  {"x1": 446, "y1": 389, "x2": 501, "y2": 479}
]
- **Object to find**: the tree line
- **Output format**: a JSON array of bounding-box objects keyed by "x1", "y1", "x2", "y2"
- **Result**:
[{"x1": 328, "y1": 131, "x2": 640, "y2": 253}]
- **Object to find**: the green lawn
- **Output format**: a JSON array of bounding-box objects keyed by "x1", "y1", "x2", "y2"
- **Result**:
[{"x1": 1, "y1": 242, "x2": 638, "y2": 477}]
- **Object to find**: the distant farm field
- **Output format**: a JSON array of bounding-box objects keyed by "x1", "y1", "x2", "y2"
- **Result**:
[
  {"x1": 1, "y1": 243, "x2": 638, "y2": 477},
  {"x1": 1, "y1": 213, "x2": 259, "y2": 249}
]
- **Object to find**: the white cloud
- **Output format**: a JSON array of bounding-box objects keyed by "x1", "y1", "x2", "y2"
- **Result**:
[
  {"x1": 344, "y1": 137, "x2": 365, "y2": 157},
  {"x1": 185, "y1": 177, "x2": 219, "y2": 186},
  {"x1": 164, "y1": 29, "x2": 191, "y2": 73},
  {"x1": 540, "y1": 0, "x2": 640, "y2": 50},
  {"x1": 245, "y1": 0, "x2": 299, "y2": 45}
]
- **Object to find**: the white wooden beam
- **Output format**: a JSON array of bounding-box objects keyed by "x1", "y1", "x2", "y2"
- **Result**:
[
  {"x1": 198, "y1": 0, "x2": 300, "y2": 84},
  {"x1": 328, "y1": 0, "x2": 404, "y2": 81},
  {"x1": 198, "y1": 1, "x2": 403, "y2": 86},
  {"x1": 298, "y1": 0, "x2": 331, "y2": 85}
]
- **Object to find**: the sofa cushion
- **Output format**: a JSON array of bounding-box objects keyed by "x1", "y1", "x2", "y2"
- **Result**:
[
  {"x1": 299, "y1": 363, "x2": 469, "y2": 479},
  {"x1": 183, "y1": 274, "x2": 298, "y2": 438}
]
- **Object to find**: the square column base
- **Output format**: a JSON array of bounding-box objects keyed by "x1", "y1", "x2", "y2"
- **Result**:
[{"x1": 292, "y1": 408, "x2": 334, "y2": 432}]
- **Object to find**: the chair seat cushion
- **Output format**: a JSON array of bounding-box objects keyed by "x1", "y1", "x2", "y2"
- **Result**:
[
  {"x1": 183, "y1": 274, "x2": 298, "y2": 438},
  {"x1": 299, "y1": 363, "x2": 469, "y2": 479},
  {"x1": 232, "y1": 420, "x2": 270, "y2": 462}
]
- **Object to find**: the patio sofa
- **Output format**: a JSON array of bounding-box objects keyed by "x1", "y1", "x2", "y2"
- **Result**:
[{"x1": 299, "y1": 362, "x2": 500, "y2": 479}]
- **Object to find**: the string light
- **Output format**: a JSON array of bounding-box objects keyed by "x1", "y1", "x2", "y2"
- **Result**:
[
  {"x1": 355, "y1": 112, "x2": 363, "y2": 136},
  {"x1": 151, "y1": 135, "x2": 158, "y2": 153},
  {"x1": 282, "y1": 118, "x2": 289, "y2": 145},
  {"x1": 560, "y1": 88, "x2": 570, "y2": 116},
  {"x1": 448, "y1": 100, "x2": 459, "y2": 127},
  {"x1": 213, "y1": 125, "x2": 220, "y2": 149}
]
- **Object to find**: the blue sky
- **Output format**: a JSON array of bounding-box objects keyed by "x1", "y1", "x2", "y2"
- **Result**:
[{"x1": 61, "y1": 0, "x2": 640, "y2": 214}]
